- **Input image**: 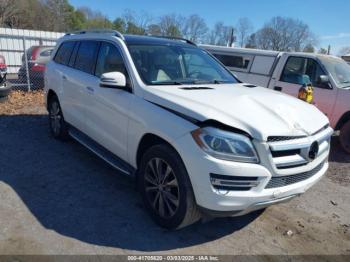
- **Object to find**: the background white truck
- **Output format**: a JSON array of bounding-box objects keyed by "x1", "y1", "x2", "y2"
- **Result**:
[{"x1": 202, "y1": 45, "x2": 350, "y2": 153}]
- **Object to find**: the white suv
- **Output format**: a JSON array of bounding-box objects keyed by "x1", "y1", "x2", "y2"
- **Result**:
[{"x1": 45, "y1": 30, "x2": 333, "y2": 229}]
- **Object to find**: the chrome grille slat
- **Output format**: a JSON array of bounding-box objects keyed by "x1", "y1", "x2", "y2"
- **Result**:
[{"x1": 268, "y1": 127, "x2": 333, "y2": 170}]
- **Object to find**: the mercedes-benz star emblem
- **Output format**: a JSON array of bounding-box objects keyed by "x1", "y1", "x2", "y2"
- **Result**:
[{"x1": 308, "y1": 141, "x2": 319, "y2": 160}]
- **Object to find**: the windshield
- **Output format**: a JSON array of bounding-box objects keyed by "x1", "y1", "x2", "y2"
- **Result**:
[
  {"x1": 319, "y1": 56, "x2": 350, "y2": 88},
  {"x1": 127, "y1": 44, "x2": 238, "y2": 85}
]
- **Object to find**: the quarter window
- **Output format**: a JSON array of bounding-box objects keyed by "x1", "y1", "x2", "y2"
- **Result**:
[
  {"x1": 54, "y1": 42, "x2": 75, "y2": 65},
  {"x1": 213, "y1": 54, "x2": 251, "y2": 69},
  {"x1": 74, "y1": 41, "x2": 100, "y2": 74}
]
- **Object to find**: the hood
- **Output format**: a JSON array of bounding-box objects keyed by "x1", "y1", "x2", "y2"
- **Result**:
[{"x1": 143, "y1": 83, "x2": 329, "y2": 141}]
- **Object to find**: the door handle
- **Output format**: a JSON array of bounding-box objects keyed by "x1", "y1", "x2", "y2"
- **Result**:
[
  {"x1": 86, "y1": 86, "x2": 94, "y2": 94},
  {"x1": 62, "y1": 75, "x2": 67, "y2": 80},
  {"x1": 274, "y1": 86, "x2": 282, "y2": 91}
]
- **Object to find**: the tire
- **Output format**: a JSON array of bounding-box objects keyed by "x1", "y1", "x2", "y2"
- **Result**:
[
  {"x1": 339, "y1": 120, "x2": 350, "y2": 154},
  {"x1": 138, "y1": 144, "x2": 201, "y2": 229},
  {"x1": 0, "y1": 84, "x2": 11, "y2": 98},
  {"x1": 48, "y1": 95, "x2": 69, "y2": 140}
]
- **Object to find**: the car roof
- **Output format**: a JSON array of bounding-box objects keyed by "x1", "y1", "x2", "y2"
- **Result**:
[
  {"x1": 123, "y1": 34, "x2": 195, "y2": 47},
  {"x1": 200, "y1": 44, "x2": 280, "y2": 57},
  {"x1": 61, "y1": 31, "x2": 196, "y2": 48}
]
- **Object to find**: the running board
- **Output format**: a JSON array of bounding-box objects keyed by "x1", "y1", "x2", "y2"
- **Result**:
[{"x1": 68, "y1": 127, "x2": 135, "y2": 176}]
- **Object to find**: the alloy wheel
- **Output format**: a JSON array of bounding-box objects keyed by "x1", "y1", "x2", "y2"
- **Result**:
[{"x1": 144, "y1": 158, "x2": 180, "y2": 219}]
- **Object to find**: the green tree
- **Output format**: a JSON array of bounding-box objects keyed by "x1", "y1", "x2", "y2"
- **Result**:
[
  {"x1": 85, "y1": 18, "x2": 113, "y2": 29},
  {"x1": 67, "y1": 9, "x2": 86, "y2": 30},
  {"x1": 303, "y1": 44, "x2": 315, "y2": 53},
  {"x1": 113, "y1": 17, "x2": 126, "y2": 33},
  {"x1": 126, "y1": 21, "x2": 145, "y2": 35}
]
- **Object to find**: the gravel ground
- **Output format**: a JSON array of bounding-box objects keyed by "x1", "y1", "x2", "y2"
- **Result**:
[{"x1": 0, "y1": 91, "x2": 349, "y2": 255}]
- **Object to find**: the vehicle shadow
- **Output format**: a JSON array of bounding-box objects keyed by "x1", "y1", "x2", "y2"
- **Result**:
[
  {"x1": 0, "y1": 114, "x2": 262, "y2": 251},
  {"x1": 329, "y1": 135, "x2": 350, "y2": 164}
]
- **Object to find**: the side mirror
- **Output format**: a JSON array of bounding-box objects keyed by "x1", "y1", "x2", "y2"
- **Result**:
[
  {"x1": 100, "y1": 72, "x2": 126, "y2": 89},
  {"x1": 317, "y1": 75, "x2": 332, "y2": 89},
  {"x1": 318, "y1": 75, "x2": 329, "y2": 84}
]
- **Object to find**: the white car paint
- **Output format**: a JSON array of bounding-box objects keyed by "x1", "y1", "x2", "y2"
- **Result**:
[
  {"x1": 45, "y1": 32, "x2": 332, "y2": 216},
  {"x1": 202, "y1": 45, "x2": 350, "y2": 131}
]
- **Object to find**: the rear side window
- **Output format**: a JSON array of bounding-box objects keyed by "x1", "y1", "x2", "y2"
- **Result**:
[
  {"x1": 54, "y1": 42, "x2": 75, "y2": 65},
  {"x1": 213, "y1": 53, "x2": 251, "y2": 69},
  {"x1": 250, "y1": 56, "x2": 276, "y2": 75},
  {"x1": 74, "y1": 41, "x2": 100, "y2": 74}
]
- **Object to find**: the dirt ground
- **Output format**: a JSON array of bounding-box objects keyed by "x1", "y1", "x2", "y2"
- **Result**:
[{"x1": 0, "y1": 91, "x2": 349, "y2": 256}]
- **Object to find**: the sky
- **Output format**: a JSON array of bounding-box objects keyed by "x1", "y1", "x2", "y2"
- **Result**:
[{"x1": 70, "y1": 0, "x2": 350, "y2": 54}]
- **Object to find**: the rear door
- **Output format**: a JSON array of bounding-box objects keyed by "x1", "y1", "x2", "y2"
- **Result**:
[
  {"x1": 273, "y1": 55, "x2": 337, "y2": 117},
  {"x1": 53, "y1": 41, "x2": 88, "y2": 131},
  {"x1": 67, "y1": 40, "x2": 101, "y2": 133}
]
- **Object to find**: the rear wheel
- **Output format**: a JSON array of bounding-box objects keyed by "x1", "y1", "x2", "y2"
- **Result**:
[
  {"x1": 138, "y1": 144, "x2": 201, "y2": 229},
  {"x1": 340, "y1": 120, "x2": 350, "y2": 154},
  {"x1": 48, "y1": 96, "x2": 69, "y2": 140}
]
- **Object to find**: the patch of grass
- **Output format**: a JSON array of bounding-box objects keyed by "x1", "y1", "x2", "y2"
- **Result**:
[{"x1": 0, "y1": 90, "x2": 45, "y2": 115}]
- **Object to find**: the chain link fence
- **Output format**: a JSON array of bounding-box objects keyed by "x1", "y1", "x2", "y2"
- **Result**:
[{"x1": 0, "y1": 28, "x2": 64, "y2": 91}]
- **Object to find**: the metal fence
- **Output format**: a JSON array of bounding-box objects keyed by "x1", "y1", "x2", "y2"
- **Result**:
[{"x1": 0, "y1": 28, "x2": 64, "y2": 91}]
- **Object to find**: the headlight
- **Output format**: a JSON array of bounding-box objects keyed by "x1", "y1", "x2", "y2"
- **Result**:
[{"x1": 191, "y1": 127, "x2": 259, "y2": 163}]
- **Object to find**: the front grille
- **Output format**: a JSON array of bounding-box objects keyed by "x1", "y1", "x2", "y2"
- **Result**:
[
  {"x1": 265, "y1": 161, "x2": 325, "y2": 189},
  {"x1": 267, "y1": 136, "x2": 306, "y2": 142},
  {"x1": 271, "y1": 149, "x2": 301, "y2": 158},
  {"x1": 210, "y1": 173, "x2": 259, "y2": 191},
  {"x1": 267, "y1": 127, "x2": 333, "y2": 169}
]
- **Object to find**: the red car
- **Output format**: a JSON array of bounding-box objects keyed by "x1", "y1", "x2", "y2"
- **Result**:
[
  {"x1": 0, "y1": 55, "x2": 7, "y2": 73},
  {"x1": 0, "y1": 54, "x2": 10, "y2": 100},
  {"x1": 18, "y1": 46, "x2": 53, "y2": 89}
]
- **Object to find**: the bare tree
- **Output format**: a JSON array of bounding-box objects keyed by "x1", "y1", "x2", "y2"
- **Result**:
[
  {"x1": 236, "y1": 17, "x2": 253, "y2": 47},
  {"x1": 147, "y1": 24, "x2": 162, "y2": 35},
  {"x1": 0, "y1": 0, "x2": 49, "y2": 30},
  {"x1": 0, "y1": 0, "x2": 18, "y2": 27},
  {"x1": 43, "y1": 0, "x2": 75, "y2": 31},
  {"x1": 318, "y1": 48, "x2": 328, "y2": 54},
  {"x1": 182, "y1": 14, "x2": 208, "y2": 43},
  {"x1": 303, "y1": 43, "x2": 315, "y2": 53},
  {"x1": 245, "y1": 33, "x2": 257, "y2": 49},
  {"x1": 254, "y1": 16, "x2": 316, "y2": 52},
  {"x1": 208, "y1": 22, "x2": 233, "y2": 46},
  {"x1": 158, "y1": 14, "x2": 184, "y2": 37},
  {"x1": 118, "y1": 9, "x2": 152, "y2": 34}
]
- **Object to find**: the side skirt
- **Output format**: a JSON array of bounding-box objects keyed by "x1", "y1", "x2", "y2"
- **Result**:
[{"x1": 68, "y1": 126, "x2": 136, "y2": 176}]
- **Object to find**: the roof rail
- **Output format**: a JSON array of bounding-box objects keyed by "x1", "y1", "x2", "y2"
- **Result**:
[
  {"x1": 148, "y1": 35, "x2": 197, "y2": 46},
  {"x1": 65, "y1": 29, "x2": 125, "y2": 41}
]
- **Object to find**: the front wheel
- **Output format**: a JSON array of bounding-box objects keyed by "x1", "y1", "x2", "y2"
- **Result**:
[
  {"x1": 138, "y1": 144, "x2": 201, "y2": 229},
  {"x1": 339, "y1": 120, "x2": 350, "y2": 154}
]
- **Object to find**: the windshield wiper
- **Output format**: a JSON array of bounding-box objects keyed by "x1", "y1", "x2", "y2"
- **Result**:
[
  {"x1": 151, "y1": 81, "x2": 183, "y2": 85},
  {"x1": 186, "y1": 79, "x2": 228, "y2": 84}
]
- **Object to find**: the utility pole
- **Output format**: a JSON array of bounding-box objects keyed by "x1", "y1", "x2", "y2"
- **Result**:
[
  {"x1": 327, "y1": 45, "x2": 331, "y2": 55},
  {"x1": 228, "y1": 27, "x2": 235, "y2": 47}
]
